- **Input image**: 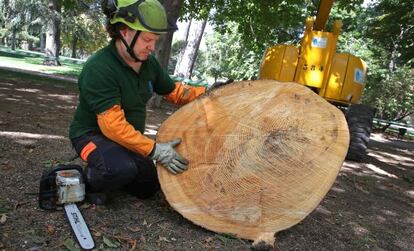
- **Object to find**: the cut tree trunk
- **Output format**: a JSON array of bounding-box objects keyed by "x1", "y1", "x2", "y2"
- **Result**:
[{"x1": 157, "y1": 80, "x2": 349, "y2": 246}]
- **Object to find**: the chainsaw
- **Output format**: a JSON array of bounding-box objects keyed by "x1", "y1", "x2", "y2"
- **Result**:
[{"x1": 39, "y1": 164, "x2": 95, "y2": 250}]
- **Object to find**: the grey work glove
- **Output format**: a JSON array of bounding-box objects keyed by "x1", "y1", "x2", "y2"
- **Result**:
[{"x1": 150, "y1": 138, "x2": 189, "y2": 174}]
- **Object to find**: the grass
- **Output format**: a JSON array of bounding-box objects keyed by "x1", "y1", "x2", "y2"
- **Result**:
[
  {"x1": 0, "y1": 50, "x2": 83, "y2": 78},
  {"x1": 0, "y1": 68, "x2": 75, "y2": 86}
]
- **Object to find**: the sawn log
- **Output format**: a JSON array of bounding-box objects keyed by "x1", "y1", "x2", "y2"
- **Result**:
[{"x1": 156, "y1": 80, "x2": 349, "y2": 246}]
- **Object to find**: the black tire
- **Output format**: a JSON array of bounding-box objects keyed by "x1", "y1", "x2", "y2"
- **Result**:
[{"x1": 345, "y1": 104, "x2": 375, "y2": 161}]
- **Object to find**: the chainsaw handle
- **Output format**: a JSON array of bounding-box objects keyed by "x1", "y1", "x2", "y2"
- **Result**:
[
  {"x1": 39, "y1": 164, "x2": 84, "y2": 210},
  {"x1": 46, "y1": 164, "x2": 84, "y2": 176}
]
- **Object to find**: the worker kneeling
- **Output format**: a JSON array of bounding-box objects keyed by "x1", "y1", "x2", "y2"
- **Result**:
[{"x1": 69, "y1": 0, "x2": 210, "y2": 204}]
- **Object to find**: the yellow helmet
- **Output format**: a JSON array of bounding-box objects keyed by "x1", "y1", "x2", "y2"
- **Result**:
[{"x1": 103, "y1": 0, "x2": 177, "y2": 34}]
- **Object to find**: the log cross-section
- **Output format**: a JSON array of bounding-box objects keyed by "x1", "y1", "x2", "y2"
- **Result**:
[{"x1": 157, "y1": 80, "x2": 349, "y2": 245}]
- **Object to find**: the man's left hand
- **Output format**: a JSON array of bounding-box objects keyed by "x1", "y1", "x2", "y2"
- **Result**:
[{"x1": 150, "y1": 138, "x2": 189, "y2": 175}]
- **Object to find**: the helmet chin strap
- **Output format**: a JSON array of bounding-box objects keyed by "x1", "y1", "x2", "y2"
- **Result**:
[{"x1": 119, "y1": 30, "x2": 144, "y2": 63}]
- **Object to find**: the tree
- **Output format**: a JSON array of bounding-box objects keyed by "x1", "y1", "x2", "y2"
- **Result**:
[
  {"x1": 43, "y1": 0, "x2": 62, "y2": 66},
  {"x1": 0, "y1": 0, "x2": 44, "y2": 50},
  {"x1": 168, "y1": 39, "x2": 186, "y2": 73},
  {"x1": 170, "y1": 20, "x2": 190, "y2": 73},
  {"x1": 61, "y1": 14, "x2": 107, "y2": 58},
  {"x1": 182, "y1": 0, "x2": 364, "y2": 55},
  {"x1": 367, "y1": 0, "x2": 414, "y2": 71},
  {"x1": 61, "y1": 3, "x2": 107, "y2": 59},
  {"x1": 365, "y1": 67, "x2": 414, "y2": 123},
  {"x1": 173, "y1": 18, "x2": 207, "y2": 78},
  {"x1": 202, "y1": 24, "x2": 261, "y2": 81},
  {"x1": 176, "y1": 0, "x2": 367, "y2": 83},
  {"x1": 356, "y1": 0, "x2": 414, "y2": 125}
]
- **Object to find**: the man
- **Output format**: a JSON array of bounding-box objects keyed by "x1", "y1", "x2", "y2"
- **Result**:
[{"x1": 69, "y1": 0, "x2": 206, "y2": 203}]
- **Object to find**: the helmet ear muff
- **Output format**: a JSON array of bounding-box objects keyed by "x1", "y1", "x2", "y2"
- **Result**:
[{"x1": 102, "y1": 0, "x2": 118, "y2": 18}]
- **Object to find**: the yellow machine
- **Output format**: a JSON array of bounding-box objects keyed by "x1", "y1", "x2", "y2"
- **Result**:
[{"x1": 259, "y1": 0, "x2": 375, "y2": 161}]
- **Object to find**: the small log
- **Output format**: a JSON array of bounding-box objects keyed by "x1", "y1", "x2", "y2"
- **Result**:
[{"x1": 157, "y1": 80, "x2": 349, "y2": 246}]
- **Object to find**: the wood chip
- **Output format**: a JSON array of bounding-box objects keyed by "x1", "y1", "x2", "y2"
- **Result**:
[{"x1": 0, "y1": 214, "x2": 7, "y2": 224}]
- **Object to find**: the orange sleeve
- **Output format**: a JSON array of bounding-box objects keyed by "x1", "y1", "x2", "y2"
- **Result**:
[
  {"x1": 164, "y1": 82, "x2": 206, "y2": 105},
  {"x1": 97, "y1": 105, "x2": 155, "y2": 157}
]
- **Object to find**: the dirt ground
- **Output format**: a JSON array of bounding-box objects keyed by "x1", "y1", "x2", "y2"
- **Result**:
[{"x1": 0, "y1": 70, "x2": 413, "y2": 251}]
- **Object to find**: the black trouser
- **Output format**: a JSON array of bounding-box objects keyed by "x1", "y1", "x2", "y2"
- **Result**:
[{"x1": 71, "y1": 132, "x2": 160, "y2": 199}]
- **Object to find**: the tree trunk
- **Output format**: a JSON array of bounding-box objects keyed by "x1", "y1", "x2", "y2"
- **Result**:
[
  {"x1": 28, "y1": 40, "x2": 34, "y2": 50},
  {"x1": 11, "y1": 28, "x2": 16, "y2": 50},
  {"x1": 43, "y1": 0, "x2": 61, "y2": 66},
  {"x1": 380, "y1": 111, "x2": 414, "y2": 132},
  {"x1": 173, "y1": 18, "x2": 207, "y2": 78},
  {"x1": 173, "y1": 20, "x2": 191, "y2": 78},
  {"x1": 182, "y1": 19, "x2": 191, "y2": 43},
  {"x1": 149, "y1": 0, "x2": 182, "y2": 109},
  {"x1": 155, "y1": 0, "x2": 182, "y2": 69},
  {"x1": 157, "y1": 80, "x2": 349, "y2": 247},
  {"x1": 40, "y1": 33, "x2": 46, "y2": 51},
  {"x1": 71, "y1": 36, "x2": 78, "y2": 59},
  {"x1": 388, "y1": 28, "x2": 406, "y2": 73}
]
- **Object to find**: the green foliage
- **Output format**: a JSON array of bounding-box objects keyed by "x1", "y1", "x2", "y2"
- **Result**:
[
  {"x1": 366, "y1": 0, "x2": 414, "y2": 68},
  {"x1": 199, "y1": 23, "x2": 261, "y2": 81},
  {"x1": 190, "y1": 1, "x2": 367, "y2": 81},
  {"x1": 189, "y1": 0, "x2": 413, "y2": 123},
  {"x1": 0, "y1": 0, "x2": 46, "y2": 46},
  {"x1": 192, "y1": 49, "x2": 207, "y2": 80},
  {"x1": 61, "y1": 0, "x2": 108, "y2": 57},
  {"x1": 364, "y1": 67, "x2": 414, "y2": 121},
  {"x1": 0, "y1": 0, "x2": 106, "y2": 57},
  {"x1": 61, "y1": 14, "x2": 107, "y2": 58},
  {"x1": 212, "y1": 0, "x2": 310, "y2": 54},
  {"x1": 186, "y1": 1, "x2": 375, "y2": 82},
  {"x1": 182, "y1": 0, "x2": 364, "y2": 54},
  {"x1": 340, "y1": 0, "x2": 414, "y2": 121}
]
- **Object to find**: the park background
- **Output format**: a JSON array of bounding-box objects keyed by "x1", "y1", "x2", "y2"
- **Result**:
[{"x1": 0, "y1": 0, "x2": 413, "y2": 250}]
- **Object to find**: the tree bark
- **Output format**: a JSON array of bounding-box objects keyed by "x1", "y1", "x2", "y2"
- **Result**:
[
  {"x1": 71, "y1": 35, "x2": 78, "y2": 59},
  {"x1": 157, "y1": 80, "x2": 350, "y2": 246},
  {"x1": 11, "y1": 28, "x2": 16, "y2": 50},
  {"x1": 149, "y1": 0, "x2": 183, "y2": 109},
  {"x1": 40, "y1": 33, "x2": 46, "y2": 51},
  {"x1": 155, "y1": 0, "x2": 182, "y2": 69},
  {"x1": 173, "y1": 20, "x2": 190, "y2": 77},
  {"x1": 43, "y1": 0, "x2": 61, "y2": 66},
  {"x1": 388, "y1": 27, "x2": 407, "y2": 73},
  {"x1": 173, "y1": 18, "x2": 207, "y2": 78},
  {"x1": 28, "y1": 40, "x2": 33, "y2": 51},
  {"x1": 182, "y1": 19, "x2": 191, "y2": 43}
]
